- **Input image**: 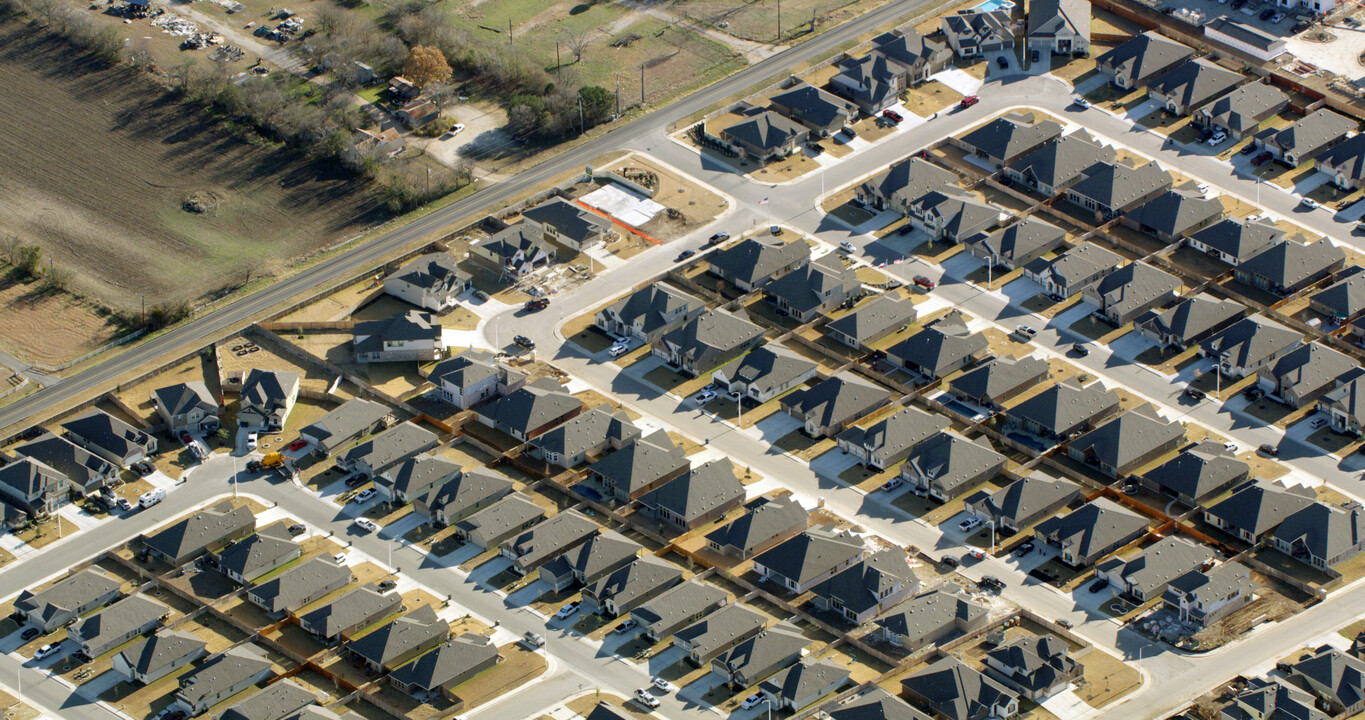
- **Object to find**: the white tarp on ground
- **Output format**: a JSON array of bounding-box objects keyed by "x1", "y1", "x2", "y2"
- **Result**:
[
  {"x1": 580, "y1": 183, "x2": 667, "y2": 227},
  {"x1": 928, "y1": 68, "x2": 983, "y2": 97}
]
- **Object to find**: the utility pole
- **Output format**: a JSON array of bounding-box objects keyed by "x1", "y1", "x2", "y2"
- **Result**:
[
  {"x1": 615, "y1": 75, "x2": 621, "y2": 116},
  {"x1": 640, "y1": 63, "x2": 645, "y2": 104},
  {"x1": 776, "y1": 0, "x2": 781, "y2": 40},
  {"x1": 578, "y1": 95, "x2": 585, "y2": 134},
  {"x1": 508, "y1": 18, "x2": 513, "y2": 45},
  {"x1": 555, "y1": 41, "x2": 560, "y2": 73}
]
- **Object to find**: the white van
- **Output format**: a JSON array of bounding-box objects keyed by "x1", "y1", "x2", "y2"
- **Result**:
[{"x1": 139, "y1": 488, "x2": 166, "y2": 509}]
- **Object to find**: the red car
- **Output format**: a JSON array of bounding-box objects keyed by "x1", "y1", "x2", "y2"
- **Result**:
[
  {"x1": 959, "y1": 95, "x2": 980, "y2": 109},
  {"x1": 1252, "y1": 151, "x2": 1272, "y2": 166},
  {"x1": 524, "y1": 298, "x2": 550, "y2": 312},
  {"x1": 287, "y1": 439, "x2": 308, "y2": 451},
  {"x1": 179, "y1": 431, "x2": 192, "y2": 444},
  {"x1": 913, "y1": 275, "x2": 937, "y2": 290},
  {"x1": 881, "y1": 109, "x2": 903, "y2": 124}
]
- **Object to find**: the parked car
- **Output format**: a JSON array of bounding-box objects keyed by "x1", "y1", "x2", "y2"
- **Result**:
[
  {"x1": 448, "y1": 123, "x2": 465, "y2": 135},
  {"x1": 117, "y1": 497, "x2": 133, "y2": 511},
  {"x1": 634, "y1": 689, "x2": 660, "y2": 709},
  {"x1": 940, "y1": 555, "x2": 960, "y2": 569},
  {"x1": 959, "y1": 516, "x2": 983, "y2": 532},
  {"x1": 287, "y1": 439, "x2": 308, "y2": 451},
  {"x1": 913, "y1": 275, "x2": 937, "y2": 290},
  {"x1": 513, "y1": 335, "x2": 536, "y2": 350},
  {"x1": 881, "y1": 109, "x2": 903, "y2": 124},
  {"x1": 652, "y1": 677, "x2": 679, "y2": 693},
  {"x1": 1253, "y1": 151, "x2": 1273, "y2": 165},
  {"x1": 1074, "y1": 97, "x2": 1091, "y2": 109},
  {"x1": 1223, "y1": 441, "x2": 1238, "y2": 453},
  {"x1": 20, "y1": 627, "x2": 39, "y2": 641},
  {"x1": 1270, "y1": 11, "x2": 1285, "y2": 23},
  {"x1": 614, "y1": 619, "x2": 637, "y2": 634},
  {"x1": 676, "y1": 249, "x2": 696, "y2": 262},
  {"x1": 1258, "y1": 443, "x2": 1280, "y2": 457},
  {"x1": 1259, "y1": 8, "x2": 1275, "y2": 19},
  {"x1": 133, "y1": 461, "x2": 155, "y2": 476},
  {"x1": 1243, "y1": 385, "x2": 1263, "y2": 400},
  {"x1": 1300, "y1": 197, "x2": 1320, "y2": 209},
  {"x1": 960, "y1": 95, "x2": 980, "y2": 109},
  {"x1": 345, "y1": 475, "x2": 367, "y2": 488},
  {"x1": 839, "y1": 240, "x2": 856, "y2": 253},
  {"x1": 964, "y1": 548, "x2": 985, "y2": 561},
  {"x1": 33, "y1": 644, "x2": 60, "y2": 661},
  {"x1": 1183, "y1": 388, "x2": 1206, "y2": 401},
  {"x1": 882, "y1": 477, "x2": 903, "y2": 493},
  {"x1": 770, "y1": 225, "x2": 783, "y2": 235},
  {"x1": 694, "y1": 388, "x2": 717, "y2": 404},
  {"x1": 179, "y1": 431, "x2": 193, "y2": 444},
  {"x1": 842, "y1": 126, "x2": 857, "y2": 139},
  {"x1": 377, "y1": 579, "x2": 397, "y2": 591},
  {"x1": 741, "y1": 694, "x2": 766, "y2": 710},
  {"x1": 1311, "y1": 416, "x2": 1327, "y2": 428},
  {"x1": 979, "y1": 576, "x2": 1003, "y2": 592},
  {"x1": 524, "y1": 298, "x2": 550, "y2": 311},
  {"x1": 1206, "y1": 131, "x2": 1227, "y2": 147},
  {"x1": 608, "y1": 344, "x2": 630, "y2": 358},
  {"x1": 707, "y1": 231, "x2": 730, "y2": 245},
  {"x1": 555, "y1": 601, "x2": 580, "y2": 620},
  {"x1": 1071, "y1": 342, "x2": 1089, "y2": 357},
  {"x1": 333, "y1": 552, "x2": 348, "y2": 564},
  {"x1": 1241, "y1": 143, "x2": 1258, "y2": 155},
  {"x1": 1014, "y1": 324, "x2": 1037, "y2": 339},
  {"x1": 995, "y1": 56, "x2": 1009, "y2": 69},
  {"x1": 522, "y1": 631, "x2": 545, "y2": 648},
  {"x1": 246, "y1": 432, "x2": 258, "y2": 450},
  {"x1": 353, "y1": 489, "x2": 376, "y2": 504},
  {"x1": 353, "y1": 518, "x2": 380, "y2": 533},
  {"x1": 1089, "y1": 578, "x2": 1109, "y2": 593},
  {"x1": 1014, "y1": 540, "x2": 1035, "y2": 556},
  {"x1": 287, "y1": 523, "x2": 306, "y2": 536},
  {"x1": 1057, "y1": 619, "x2": 1073, "y2": 629}
]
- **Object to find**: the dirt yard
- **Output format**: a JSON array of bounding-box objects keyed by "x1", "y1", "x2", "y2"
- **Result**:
[{"x1": 0, "y1": 21, "x2": 384, "y2": 315}]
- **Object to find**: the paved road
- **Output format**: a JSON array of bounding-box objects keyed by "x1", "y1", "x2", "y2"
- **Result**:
[{"x1": 0, "y1": 0, "x2": 931, "y2": 437}]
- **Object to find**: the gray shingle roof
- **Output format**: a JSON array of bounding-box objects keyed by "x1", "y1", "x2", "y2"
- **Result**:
[
  {"x1": 216, "y1": 679, "x2": 319, "y2": 720},
  {"x1": 1270, "y1": 503, "x2": 1364, "y2": 565},
  {"x1": 1200, "y1": 315, "x2": 1302, "y2": 370},
  {"x1": 708, "y1": 237, "x2": 810, "y2": 287},
  {"x1": 428, "y1": 349, "x2": 501, "y2": 390},
  {"x1": 353, "y1": 310, "x2": 441, "y2": 355},
  {"x1": 379, "y1": 453, "x2": 461, "y2": 498},
  {"x1": 870, "y1": 28, "x2": 947, "y2": 72},
  {"x1": 1008, "y1": 378, "x2": 1119, "y2": 437},
  {"x1": 812, "y1": 549, "x2": 917, "y2": 617},
  {"x1": 876, "y1": 590, "x2": 987, "y2": 642},
  {"x1": 176, "y1": 647, "x2": 272, "y2": 709},
  {"x1": 478, "y1": 380, "x2": 583, "y2": 436},
  {"x1": 639, "y1": 459, "x2": 744, "y2": 524},
  {"x1": 1123, "y1": 190, "x2": 1223, "y2": 238},
  {"x1": 1318, "y1": 132, "x2": 1365, "y2": 184},
  {"x1": 503, "y1": 509, "x2": 599, "y2": 565},
  {"x1": 587, "y1": 431, "x2": 688, "y2": 496},
  {"x1": 116, "y1": 630, "x2": 206, "y2": 678},
  {"x1": 1289, "y1": 647, "x2": 1365, "y2": 711},
  {"x1": 1205, "y1": 480, "x2": 1317, "y2": 537},
  {"x1": 338, "y1": 422, "x2": 439, "y2": 476},
  {"x1": 713, "y1": 620, "x2": 808, "y2": 680},
  {"x1": 755, "y1": 528, "x2": 865, "y2": 586},
  {"x1": 838, "y1": 406, "x2": 948, "y2": 462},
  {"x1": 960, "y1": 114, "x2": 1063, "y2": 162},
  {"x1": 1264, "y1": 343, "x2": 1361, "y2": 400},
  {"x1": 722, "y1": 110, "x2": 807, "y2": 153},
  {"x1": 1095, "y1": 535, "x2": 1212, "y2": 598},
  {"x1": 658, "y1": 310, "x2": 765, "y2": 367},
  {"x1": 387, "y1": 253, "x2": 469, "y2": 295},
  {"x1": 1142, "y1": 443, "x2": 1248, "y2": 500},
  {"x1": 1149, "y1": 58, "x2": 1242, "y2": 110},
  {"x1": 540, "y1": 530, "x2": 641, "y2": 581},
  {"x1": 1189, "y1": 217, "x2": 1283, "y2": 262},
  {"x1": 860, "y1": 157, "x2": 958, "y2": 208},
  {"x1": 1206, "y1": 17, "x2": 1284, "y2": 52},
  {"x1": 583, "y1": 555, "x2": 683, "y2": 610},
  {"x1": 1096, "y1": 31, "x2": 1193, "y2": 86},
  {"x1": 903, "y1": 432, "x2": 1006, "y2": 496},
  {"x1": 949, "y1": 356, "x2": 1049, "y2": 405},
  {"x1": 521, "y1": 197, "x2": 611, "y2": 243},
  {"x1": 14, "y1": 433, "x2": 111, "y2": 492},
  {"x1": 1033, "y1": 244, "x2": 1125, "y2": 290},
  {"x1": 1139, "y1": 293, "x2": 1245, "y2": 344},
  {"x1": 455, "y1": 493, "x2": 545, "y2": 546},
  {"x1": 782, "y1": 373, "x2": 891, "y2": 430},
  {"x1": 531, "y1": 406, "x2": 639, "y2": 459},
  {"x1": 216, "y1": 531, "x2": 300, "y2": 581},
  {"x1": 1164, "y1": 561, "x2": 1255, "y2": 607},
  {"x1": 985, "y1": 634, "x2": 1077, "y2": 694},
  {"x1": 1201, "y1": 81, "x2": 1289, "y2": 135},
  {"x1": 714, "y1": 345, "x2": 818, "y2": 397},
  {"x1": 769, "y1": 80, "x2": 855, "y2": 130},
  {"x1": 239, "y1": 369, "x2": 300, "y2": 418},
  {"x1": 765, "y1": 254, "x2": 859, "y2": 315},
  {"x1": 824, "y1": 686, "x2": 932, "y2": 720},
  {"x1": 824, "y1": 295, "x2": 917, "y2": 345},
  {"x1": 888, "y1": 311, "x2": 988, "y2": 378},
  {"x1": 70, "y1": 593, "x2": 168, "y2": 650},
  {"x1": 1067, "y1": 405, "x2": 1184, "y2": 471},
  {"x1": 706, "y1": 496, "x2": 808, "y2": 555},
  {"x1": 298, "y1": 583, "x2": 401, "y2": 639},
  {"x1": 61, "y1": 410, "x2": 154, "y2": 462},
  {"x1": 1026, "y1": 0, "x2": 1088, "y2": 40},
  {"x1": 1035, "y1": 498, "x2": 1148, "y2": 562},
  {"x1": 144, "y1": 501, "x2": 255, "y2": 564},
  {"x1": 1310, "y1": 271, "x2": 1365, "y2": 319},
  {"x1": 759, "y1": 659, "x2": 851, "y2": 708},
  {"x1": 251, "y1": 557, "x2": 350, "y2": 612},
  {"x1": 599, "y1": 285, "x2": 705, "y2": 337},
  {"x1": 1238, "y1": 238, "x2": 1344, "y2": 290},
  {"x1": 632, "y1": 580, "x2": 729, "y2": 636},
  {"x1": 942, "y1": 10, "x2": 1012, "y2": 52},
  {"x1": 1268, "y1": 108, "x2": 1356, "y2": 158},
  {"x1": 968, "y1": 472, "x2": 1080, "y2": 527},
  {"x1": 969, "y1": 217, "x2": 1066, "y2": 265},
  {"x1": 1007, "y1": 132, "x2": 1115, "y2": 190},
  {"x1": 389, "y1": 633, "x2": 498, "y2": 691},
  {"x1": 153, "y1": 381, "x2": 217, "y2": 418},
  {"x1": 299, "y1": 399, "x2": 391, "y2": 451},
  {"x1": 347, "y1": 605, "x2": 449, "y2": 668},
  {"x1": 674, "y1": 604, "x2": 766, "y2": 658},
  {"x1": 1069, "y1": 162, "x2": 1172, "y2": 210},
  {"x1": 901, "y1": 655, "x2": 1017, "y2": 720},
  {"x1": 15, "y1": 568, "x2": 120, "y2": 624},
  {"x1": 419, "y1": 466, "x2": 514, "y2": 522}
]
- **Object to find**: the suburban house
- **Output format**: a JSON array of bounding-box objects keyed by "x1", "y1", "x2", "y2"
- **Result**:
[
  {"x1": 652, "y1": 309, "x2": 766, "y2": 377},
  {"x1": 837, "y1": 405, "x2": 948, "y2": 470},
  {"x1": 1200, "y1": 315, "x2": 1302, "y2": 378},
  {"x1": 474, "y1": 378, "x2": 584, "y2": 441},
  {"x1": 901, "y1": 656, "x2": 1019, "y2": 720},
  {"x1": 1026, "y1": 0, "x2": 1089, "y2": 55},
  {"x1": 903, "y1": 190, "x2": 1003, "y2": 244},
  {"x1": 471, "y1": 224, "x2": 555, "y2": 279},
  {"x1": 595, "y1": 284, "x2": 706, "y2": 344},
  {"x1": 236, "y1": 369, "x2": 300, "y2": 431},
  {"x1": 673, "y1": 604, "x2": 767, "y2": 666},
  {"x1": 382, "y1": 253, "x2": 471, "y2": 312},
  {"x1": 754, "y1": 527, "x2": 866, "y2": 594},
  {"x1": 527, "y1": 406, "x2": 641, "y2": 469},
  {"x1": 538, "y1": 530, "x2": 642, "y2": 592},
  {"x1": 1287, "y1": 646, "x2": 1365, "y2": 718},
  {"x1": 1006, "y1": 378, "x2": 1120, "y2": 442},
  {"x1": 712, "y1": 344, "x2": 819, "y2": 405},
  {"x1": 1258, "y1": 107, "x2": 1356, "y2": 166},
  {"x1": 348, "y1": 126, "x2": 403, "y2": 163},
  {"x1": 1194, "y1": 81, "x2": 1290, "y2": 141},
  {"x1": 1140, "y1": 443, "x2": 1250, "y2": 505},
  {"x1": 966, "y1": 217, "x2": 1067, "y2": 270},
  {"x1": 948, "y1": 356, "x2": 1050, "y2": 411},
  {"x1": 581, "y1": 555, "x2": 682, "y2": 617},
  {"x1": 1064, "y1": 406, "x2": 1185, "y2": 479},
  {"x1": 707, "y1": 236, "x2": 811, "y2": 291},
  {"x1": 1120, "y1": 189, "x2": 1223, "y2": 244},
  {"x1": 1204, "y1": 480, "x2": 1317, "y2": 543},
  {"x1": 246, "y1": 556, "x2": 351, "y2": 617},
  {"x1": 346, "y1": 605, "x2": 450, "y2": 672},
  {"x1": 152, "y1": 381, "x2": 220, "y2": 434},
  {"x1": 429, "y1": 348, "x2": 526, "y2": 410},
  {"x1": 0, "y1": 457, "x2": 72, "y2": 525},
  {"x1": 298, "y1": 398, "x2": 392, "y2": 457},
  {"x1": 395, "y1": 96, "x2": 436, "y2": 127},
  {"x1": 412, "y1": 464, "x2": 513, "y2": 527},
  {"x1": 721, "y1": 110, "x2": 810, "y2": 162},
  {"x1": 765, "y1": 254, "x2": 861, "y2": 322},
  {"x1": 902, "y1": 431, "x2": 1007, "y2": 502},
  {"x1": 781, "y1": 372, "x2": 892, "y2": 438},
  {"x1": 218, "y1": 681, "x2": 324, "y2": 720},
  {"x1": 1235, "y1": 238, "x2": 1346, "y2": 295},
  {"x1": 1081, "y1": 261, "x2": 1181, "y2": 326},
  {"x1": 15, "y1": 567, "x2": 121, "y2": 632},
  {"x1": 758, "y1": 660, "x2": 852, "y2": 712},
  {"x1": 1268, "y1": 501, "x2": 1365, "y2": 569},
  {"x1": 965, "y1": 472, "x2": 1081, "y2": 532},
  {"x1": 172, "y1": 648, "x2": 273, "y2": 716},
  {"x1": 955, "y1": 114, "x2": 1063, "y2": 169},
  {"x1": 112, "y1": 630, "x2": 208, "y2": 685},
  {"x1": 587, "y1": 431, "x2": 691, "y2": 503},
  {"x1": 1064, "y1": 162, "x2": 1173, "y2": 220},
  {"x1": 711, "y1": 621, "x2": 809, "y2": 688},
  {"x1": 14, "y1": 433, "x2": 115, "y2": 495},
  {"x1": 213, "y1": 528, "x2": 301, "y2": 584},
  {"x1": 983, "y1": 634, "x2": 1080, "y2": 701},
  {"x1": 374, "y1": 453, "x2": 464, "y2": 505},
  {"x1": 1135, "y1": 293, "x2": 1245, "y2": 350},
  {"x1": 61, "y1": 410, "x2": 156, "y2": 469},
  {"x1": 768, "y1": 80, "x2": 857, "y2": 136},
  {"x1": 1147, "y1": 58, "x2": 1243, "y2": 116},
  {"x1": 353, "y1": 309, "x2": 442, "y2": 364},
  {"x1": 1161, "y1": 562, "x2": 1256, "y2": 627},
  {"x1": 822, "y1": 295, "x2": 918, "y2": 351},
  {"x1": 141, "y1": 500, "x2": 255, "y2": 566},
  {"x1": 1309, "y1": 271, "x2": 1365, "y2": 323},
  {"x1": 874, "y1": 589, "x2": 989, "y2": 651},
  {"x1": 1223, "y1": 677, "x2": 1325, "y2": 720},
  {"x1": 1005, "y1": 131, "x2": 1116, "y2": 197},
  {"x1": 335, "y1": 421, "x2": 440, "y2": 479},
  {"x1": 886, "y1": 311, "x2": 988, "y2": 381},
  {"x1": 388, "y1": 634, "x2": 499, "y2": 698},
  {"x1": 631, "y1": 580, "x2": 730, "y2": 643},
  {"x1": 1316, "y1": 132, "x2": 1365, "y2": 190},
  {"x1": 810, "y1": 549, "x2": 920, "y2": 625},
  {"x1": 1024, "y1": 243, "x2": 1124, "y2": 299},
  {"x1": 1186, "y1": 217, "x2": 1284, "y2": 266},
  {"x1": 829, "y1": 30, "x2": 950, "y2": 114},
  {"x1": 1323, "y1": 375, "x2": 1365, "y2": 435},
  {"x1": 1034, "y1": 498, "x2": 1149, "y2": 568},
  {"x1": 68, "y1": 593, "x2": 169, "y2": 660},
  {"x1": 706, "y1": 496, "x2": 809, "y2": 560},
  {"x1": 865, "y1": 27, "x2": 952, "y2": 85},
  {"x1": 1096, "y1": 31, "x2": 1192, "y2": 89},
  {"x1": 499, "y1": 509, "x2": 600, "y2": 576},
  {"x1": 1096, "y1": 535, "x2": 1214, "y2": 602},
  {"x1": 857, "y1": 157, "x2": 958, "y2": 214},
  {"x1": 941, "y1": 9, "x2": 1013, "y2": 58},
  {"x1": 823, "y1": 687, "x2": 930, "y2": 720},
  {"x1": 453, "y1": 493, "x2": 547, "y2": 550},
  {"x1": 1258, "y1": 342, "x2": 1360, "y2": 409},
  {"x1": 297, "y1": 583, "x2": 403, "y2": 643},
  {"x1": 638, "y1": 459, "x2": 745, "y2": 531},
  {"x1": 521, "y1": 196, "x2": 613, "y2": 252},
  {"x1": 1204, "y1": 17, "x2": 1288, "y2": 62}
]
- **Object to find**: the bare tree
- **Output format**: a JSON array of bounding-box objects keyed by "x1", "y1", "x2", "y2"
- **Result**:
[{"x1": 564, "y1": 30, "x2": 591, "y2": 64}]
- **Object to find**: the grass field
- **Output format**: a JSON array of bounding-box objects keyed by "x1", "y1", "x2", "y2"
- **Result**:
[
  {"x1": 673, "y1": 0, "x2": 894, "y2": 43},
  {"x1": 0, "y1": 21, "x2": 385, "y2": 320}
]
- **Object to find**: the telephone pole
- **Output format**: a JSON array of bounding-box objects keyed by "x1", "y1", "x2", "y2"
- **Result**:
[
  {"x1": 615, "y1": 75, "x2": 621, "y2": 116},
  {"x1": 555, "y1": 41, "x2": 560, "y2": 72},
  {"x1": 640, "y1": 63, "x2": 645, "y2": 103},
  {"x1": 578, "y1": 95, "x2": 585, "y2": 134},
  {"x1": 777, "y1": 0, "x2": 782, "y2": 40},
  {"x1": 508, "y1": 18, "x2": 513, "y2": 45}
]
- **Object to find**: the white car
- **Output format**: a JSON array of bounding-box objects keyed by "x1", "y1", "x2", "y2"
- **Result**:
[
  {"x1": 694, "y1": 389, "x2": 717, "y2": 404},
  {"x1": 555, "y1": 601, "x2": 580, "y2": 620},
  {"x1": 608, "y1": 344, "x2": 630, "y2": 358},
  {"x1": 353, "y1": 489, "x2": 376, "y2": 504},
  {"x1": 33, "y1": 644, "x2": 60, "y2": 661},
  {"x1": 333, "y1": 553, "x2": 348, "y2": 564},
  {"x1": 1301, "y1": 197, "x2": 1320, "y2": 209},
  {"x1": 1014, "y1": 325, "x2": 1037, "y2": 339},
  {"x1": 1196, "y1": 183, "x2": 1210, "y2": 196},
  {"x1": 353, "y1": 518, "x2": 380, "y2": 533},
  {"x1": 839, "y1": 240, "x2": 856, "y2": 253},
  {"x1": 652, "y1": 676, "x2": 679, "y2": 693},
  {"x1": 1270, "y1": 11, "x2": 1285, "y2": 22},
  {"x1": 959, "y1": 516, "x2": 983, "y2": 532},
  {"x1": 1206, "y1": 132, "x2": 1227, "y2": 147},
  {"x1": 741, "y1": 694, "x2": 767, "y2": 710},
  {"x1": 246, "y1": 432, "x2": 258, "y2": 450},
  {"x1": 449, "y1": 123, "x2": 466, "y2": 135},
  {"x1": 1074, "y1": 97, "x2": 1091, "y2": 109},
  {"x1": 634, "y1": 689, "x2": 660, "y2": 708}
]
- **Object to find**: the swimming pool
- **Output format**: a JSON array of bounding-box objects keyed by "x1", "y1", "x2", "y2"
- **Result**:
[{"x1": 972, "y1": 0, "x2": 1016, "y2": 11}]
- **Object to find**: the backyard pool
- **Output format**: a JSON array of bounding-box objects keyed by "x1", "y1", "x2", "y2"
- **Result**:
[{"x1": 972, "y1": 0, "x2": 1016, "y2": 11}]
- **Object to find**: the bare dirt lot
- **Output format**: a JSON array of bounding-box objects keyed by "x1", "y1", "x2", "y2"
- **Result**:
[{"x1": 0, "y1": 22, "x2": 384, "y2": 315}]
